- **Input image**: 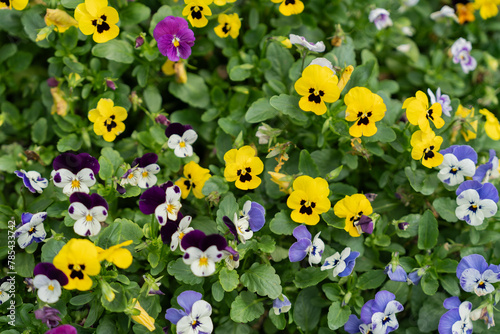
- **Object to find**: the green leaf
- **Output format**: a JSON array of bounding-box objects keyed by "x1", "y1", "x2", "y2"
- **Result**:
[
  {"x1": 257, "y1": 235, "x2": 276, "y2": 253},
  {"x1": 202, "y1": 176, "x2": 229, "y2": 196},
  {"x1": 294, "y1": 267, "x2": 329, "y2": 288},
  {"x1": 230, "y1": 291, "x2": 265, "y2": 323},
  {"x1": 229, "y1": 64, "x2": 254, "y2": 81},
  {"x1": 70, "y1": 293, "x2": 94, "y2": 306},
  {"x1": 212, "y1": 281, "x2": 225, "y2": 302},
  {"x1": 101, "y1": 283, "x2": 127, "y2": 312},
  {"x1": 57, "y1": 134, "x2": 82, "y2": 152},
  {"x1": 364, "y1": 123, "x2": 397, "y2": 143},
  {"x1": 421, "y1": 273, "x2": 439, "y2": 296},
  {"x1": 98, "y1": 156, "x2": 114, "y2": 181},
  {"x1": 417, "y1": 293, "x2": 446, "y2": 332},
  {"x1": 240, "y1": 263, "x2": 282, "y2": 299},
  {"x1": 216, "y1": 193, "x2": 239, "y2": 232},
  {"x1": 269, "y1": 94, "x2": 308, "y2": 123},
  {"x1": 299, "y1": 150, "x2": 320, "y2": 177},
  {"x1": 144, "y1": 85, "x2": 162, "y2": 113},
  {"x1": 167, "y1": 258, "x2": 203, "y2": 285},
  {"x1": 169, "y1": 74, "x2": 209, "y2": 108},
  {"x1": 356, "y1": 270, "x2": 387, "y2": 289},
  {"x1": 264, "y1": 42, "x2": 293, "y2": 83},
  {"x1": 0, "y1": 44, "x2": 17, "y2": 64},
  {"x1": 327, "y1": 302, "x2": 351, "y2": 330},
  {"x1": 92, "y1": 40, "x2": 134, "y2": 64},
  {"x1": 61, "y1": 0, "x2": 81, "y2": 8},
  {"x1": 31, "y1": 117, "x2": 47, "y2": 144},
  {"x1": 343, "y1": 60, "x2": 375, "y2": 92},
  {"x1": 293, "y1": 287, "x2": 321, "y2": 331},
  {"x1": 16, "y1": 252, "x2": 35, "y2": 277},
  {"x1": 41, "y1": 239, "x2": 65, "y2": 263},
  {"x1": 96, "y1": 218, "x2": 143, "y2": 249},
  {"x1": 0, "y1": 156, "x2": 17, "y2": 173},
  {"x1": 219, "y1": 267, "x2": 240, "y2": 292},
  {"x1": 269, "y1": 211, "x2": 296, "y2": 235},
  {"x1": 433, "y1": 197, "x2": 458, "y2": 222},
  {"x1": 245, "y1": 98, "x2": 278, "y2": 123},
  {"x1": 418, "y1": 210, "x2": 439, "y2": 250},
  {"x1": 120, "y1": 2, "x2": 151, "y2": 25},
  {"x1": 322, "y1": 283, "x2": 342, "y2": 302},
  {"x1": 322, "y1": 210, "x2": 345, "y2": 229},
  {"x1": 404, "y1": 167, "x2": 439, "y2": 196},
  {"x1": 436, "y1": 259, "x2": 458, "y2": 273},
  {"x1": 269, "y1": 311, "x2": 286, "y2": 330},
  {"x1": 439, "y1": 275, "x2": 460, "y2": 296}
]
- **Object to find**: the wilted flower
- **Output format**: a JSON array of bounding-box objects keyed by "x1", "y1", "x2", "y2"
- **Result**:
[
  {"x1": 451, "y1": 38, "x2": 477, "y2": 74},
  {"x1": 35, "y1": 306, "x2": 62, "y2": 329},
  {"x1": 131, "y1": 299, "x2": 156, "y2": 331},
  {"x1": 154, "y1": 16, "x2": 195, "y2": 62},
  {"x1": 455, "y1": 105, "x2": 477, "y2": 142},
  {"x1": 45, "y1": 8, "x2": 78, "y2": 32},
  {"x1": 289, "y1": 34, "x2": 325, "y2": 52},
  {"x1": 50, "y1": 87, "x2": 68, "y2": 116},
  {"x1": 369, "y1": 8, "x2": 393, "y2": 30}
]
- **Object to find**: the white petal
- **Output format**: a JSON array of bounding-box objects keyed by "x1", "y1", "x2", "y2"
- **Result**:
[
  {"x1": 455, "y1": 204, "x2": 471, "y2": 220},
  {"x1": 179, "y1": 216, "x2": 192, "y2": 230},
  {"x1": 385, "y1": 300, "x2": 404, "y2": 314},
  {"x1": 478, "y1": 199, "x2": 498, "y2": 218},
  {"x1": 183, "y1": 247, "x2": 203, "y2": 265},
  {"x1": 77, "y1": 168, "x2": 96, "y2": 186},
  {"x1": 456, "y1": 189, "x2": 480, "y2": 206},
  {"x1": 90, "y1": 206, "x2": 108, "y2": 222},
  {"x1": 182, "y1": 129, "x2": 198, "y2": 145},
  {"x1": 176, "y1": 316, "x2": 196, "y2": 334},
  {"x1": 74, "y1": 219, "x2": 101, "y2": 237},
  {"x1": 460, "y1": 268, "x2": 482, "y2": 292},
  {"x1": 33, "y1": 274, "x2": 51, "y2": 289},
  {"x1": 32, "y1": 224, "x2": 47, "y2": 239},
  {"x1": 340, "y1": 247, "x2": 351, "y2": 260},
  {"x1": 196, "y1": 315, "x2": 214, "y2": 333},
  {"x1": 63, "y1": 181, "x2": 89, "y2": 196},
  {"x1": 52, "y1": 168, "x2": 75, "y2": 187},
  {"x1": 192, "y1": 300, "x2": 212, "y2": 318},
  {"x1": 191, "y1": 258, "x2": 216, "y2": 277},
  {"x1": 332, "y1": 260, "x2": 347, "y2": 277},
  {"x1": 68, "y1": 202, "x2": 90, "y2": 220},
  {"x1": 30, "y1": 212, "x2": 48, "y2": 225},
  {"x1": 166, "y1": 186, "x2": 182, "y2": 202},
  {"x1": 458, "y1": 301, "x2": 472, "y2": 320},
  {"x1": 440, "y1": 154, "x2": 459, "y2": 169},
  {"x1": 468, "y1": 210, "x2": 484, "y2": 226},
  {"x1": 37, "y1": 279, "x2": 61, "y2": 304},
  {"x1": 482, "y1": 269, "x2": 500, "y2": 284},
  {"x1": 174, "y1": 144, "x2": 193, "y2": 158},
  {"x1": 144, "y1": 163, "x2": 161, "y2": 174},
  {"x1": 167, "y1": 134, "x2": 182, "y2": 149},
  {"x1": 170, "y1": 233, "x2": 179, "y2": 251},
  {"x1": 242, "y1": 201, "x2": 252, "y2": 216},
  {"x1": 458, "y1": 159, "x2": 476, "y2": 178},
  {"x1": 205, "y1": 245, "x2": 224, "y2": 263},
  {"x1": 155, "y1": 203, "x2": 167, "y2": 226}
]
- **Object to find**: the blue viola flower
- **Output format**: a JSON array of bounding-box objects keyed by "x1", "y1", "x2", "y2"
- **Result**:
[
  {"x1": 181, "y1": 230, "x2": 227, "y2": 277},
  {"x1": 223, "y1": 200, "x2": 266, "y2": 244},
  {"x1": 455, "y1": 180, "x2": 498, "y2": 226},
  {"x1": 407, "y1": 269, "x2": 423, "y2": 285},
  {"x1": 344, "y1": 314, "x2": 372, "y2": 334},
  {"x1": 321, "y1": 247, "x2": 359, "y2": 277},
  {"x1": 15, "y1": 170, "x2": 48, "y2": 194},
  {"x1": 438, "y1": 297, "x2": 473, "y2": 334},
  {"x1": 360, "y1": 290, "x2": 404, "y2": 334},
  {"x1": 51, "y1": 153, "x2": 99, "y2": 196},
  {"x1": 473, "y1": 149, "x2": 499, "y2": 183},
  {"x1": 165, "y1": 290, "x2": 213, "y2": 334},
  {"x1": 384, "y1": 264, "x2": 408, "y2": 282},
  {"x1": 438, "y1": 145, "x2": 477, "y2": 186},
  {"x1": 288, "y1": 225, "x2": 324, "y2": 266},
  {"x1": 272, "y1": 294, "x2": 291, "y2": 315},
  {"x1": 456, "y1": 254, "x2": 500, "y2": 296},
  {"x1": 14, "y1": 212, "x2": 47, "y2": 249}
]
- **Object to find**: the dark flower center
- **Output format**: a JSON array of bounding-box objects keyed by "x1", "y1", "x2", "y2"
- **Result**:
[
  {"x1": 423, "y1": 146, "x2": 435, "y2": 160},
  {"x1": 382, "y1": 316, "x2": 390, "y2": 325},
  {"x1": 426, "y1": 108, "x2": 434, "y2": 120},
  {"x1": 222, "y1": 23, "x2": 231, "y2": 34},
  {"x1": 285, "y1": 0, "x2": 295, "y2": 4},
  {"x1": 190, "y1": 6, "x2": 203, "y2": 20},
  {"x1": 92, "y1": 15, "x2": 110, "y2": 34},
  {"x1": 477, "y1": 280, "x2": 486, "y2": 289},
  {"x1": 104, "y1": 115, "x2": 117, "y2": 132},
  {"x1": 237, "y1": 167, "x2": 252, "y2": 183},
  {"x1": 469, "y1": 203, "x2": 478, "y2": 213},
  {"x1": 299, "y1": 199, "x2": 316, "y2": 215},
  {"x1": 308, "y1": 88, "x2": 324, "y2": 104},
  {"x1": 28, "y1": 227, "x2": 36, "y2": 235},
  {"x1": 68, "y1": 264, "x2": 86, "y2": 280},
  {"x1": 356, "y1": 111, "x2": 372, "y2": 126},
  {"x1": 184, "y1": 180, "x2": 191, "y2": 190},
  {"x1": 1, "y1": 0, "x2": 10, "y2": 7},
  {"x1": 350, "y1": 211, "x2": 363, "y2": 224}
]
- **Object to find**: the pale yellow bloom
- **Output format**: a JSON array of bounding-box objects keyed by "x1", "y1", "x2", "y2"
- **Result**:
[
  {"x1": 131, "y1": 299, "x2": 155, "y2": 332},
  {"x1": 45, "y1": 8, "x2": 78, "y2": 32}
]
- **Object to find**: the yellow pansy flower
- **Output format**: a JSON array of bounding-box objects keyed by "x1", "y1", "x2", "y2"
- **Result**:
[
  {"x1": 294, "y1": 64, "x2": 341, "y2": 115},
  {"x1": 474, "y1": 0, "x2": 500, "y2": 19},
  {"x1": 224, "y1": 145, "x2": 264, "y2": 190},
  {"x1": 334, "y1": 194, "x2": 373, "y2": 237},
  {"x1": 214, "y1": 13, "x2": 241, "y2": 39},
  {"x1": 74, "y1": 0, "x2": 120, "y2": 43},
  {"x1": 53, "y1": 239, "x2": 101, "y2": 291},
  {"x1": 175, "y1": 161, "x2": 211, "y2": 199},
  {"x1": 214, "y1": 0, "x2": 235, "y2": 5},
  {"x1": 45, "y1": 8, "x2": 78, "y2": 32},
  {"x1": 162, "y1": 60, "x2": 188, "y2": 83},
  {"x1": 88, "y1": 98, "x2": 127, "y2": 142},
  {"x1": 410, "y1": 130, "x2": 444, "y2": 168},
  {"x1": 457, "y1": 3, "x2": 476, "y2": 24},
  {"x1": 0, "y1": 0, "x2": 28, "y2": 10},
  {"x1": 403, "y1": 91, "x2": 445, "y2": 132},
  {"x1": 480, "y1": 109, "x2": 500, "y2": 140},
  {"x1": 182, "y1": 0, "x2": 213, "y2": 28},
  {"x1": 271, "y1": 0, "x2": 304, "y2": 16},
  {"x1": 344, "y1": 87, "x2": 386, "y2": 137},
  {"x1": 131, "y1": 299, "x2": 155, "y2": 332},
  {"x1": 455, "y1": 105, "x2": 477, "y2": 141},
  {"x1": 287, "y1": 176, "x2": 331, "y2": 225},
  {"x1": 96, "y1": 240, "x2": 133, "y2": 269}
]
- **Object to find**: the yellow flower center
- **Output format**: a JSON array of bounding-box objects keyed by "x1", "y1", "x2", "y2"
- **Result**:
[
  {"x1": 142, "y1": 171, "x2": 149, "y2": 178},
  {"x1": 179, "y1": 141, "x2": 186, "y2": 148},
  {"x1": 199, "y1": 256, "x2": 208, "y2": 267},
  {"x1": 71, "y1": 179, "x2": 80, "y2": 188},
  {"x1": 179, "y1": 232, "x2": 185, "y2": 239},
  {"x1": 173, "y1": 37, "x2": 180, "y2": 47},
  {"x1": 167, "y1": 204, "x2": 175, "y2": 214},
  {"x1": 48, "y1": 284, "x2": 54, "y2": 291},
  {"x1": 28, "y1": 227, "x2": 35, "y2": 234},
  {"x1": 86, "y1": 214, "x2": 93, "y2": 222},
  {"x1": 192, "y1": 320, "x2": 198, "y2": 326},
  {"x1": 128, "y1": 173, "x2": 135, "y2": 179}
]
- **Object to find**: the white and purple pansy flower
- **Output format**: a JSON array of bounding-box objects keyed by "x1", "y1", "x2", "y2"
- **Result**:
[
  {"x1": 473, "y1": 149, "x2": 499, "y2": 183},
  {"x1": 223, "y1": 245, "x2": 240, "y2": 270},
  {"x1": 272, "y1": 295, "x2": 291, "y2": 315},
  {"x1": 139, "y1": 181, "x2": 182, "y2": 226},
  {"x1": 430, "y1": 5, "x2": 458, "y2": 21},
  {"x1": 344, "y1": 314, "x2": 372, "y2": 334},
  {"x1": 14, "y1": 212, "x2": 47, "y2": 249},
  {"x1": 361, "y1": 290, "x2": 404, "y2": 334},
  {"x1": 288, "y1": 225, "x2": 325, "y2": 266},
  {"x1": 33, "y1": 263, "x2": 68, "y2": 304},
  {"x1": 321, "y1": 247, "x2": 360, "y2": 277},
  {"x1": 438, "y1": 145, "x2": 477, "y2": 186},
  {"x1": 384, "y1": 264, "x2": 408, "y2": 282},
  {"x1": 451, "y1": 38, "x2": 477, "y2": 74},
  {"x1": 427, "y1": 88, "x2": 452, "y2": 117},
  {"x1": 455, "y1": 180, "x2": 498, "y2": 226},
  {"x1": 165, "y1": 122, "x2": 198, "y2": 158},
  {"x1": 0, "y1": 277, "x2": 13, "y2": 305},
  {"x1": 181, "y1": 230, "x2": 228, "y2": 277},
  {"x1": 289, "y1": 34, "x2": 326, "y2": 52},
  {"x1": 161, "y1": 213, "x2": 194, "y2": 251},
  {"x1": 68, "y1": 192, "x2": 108, "y2": 237},
  {"x1": 14, "y1": 170, "x2": 48, "y2": 194},
  {"x1": 223, "y1": 201, "x2": 265, "y2": 244},
  {"x1": 438, "y1": 297, "x2": 473, "y2": 334},
  {"x1": 456, "y1": 254, "x2": 500, "y2": 296},
  {"x1": 165, "y1": 290, "x2": 213, "y2": 334},
  {"x1": 130, "y1": 153, "x2": 161, "y2": 189},
  {"x1": 51, "y1": 153, "x2": 99, "y2": 196},
  {"x1": 369, "y1": 8, "x2": 393, "y2": 30}
]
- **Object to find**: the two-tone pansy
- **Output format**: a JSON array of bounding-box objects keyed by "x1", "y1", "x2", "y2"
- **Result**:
[
  {"x1": 362, "y1": 291, "x2": 404, "y2": 334},
  {"x1": 0, "y1": 0, "x2": 28, "y2": 10},
  {"x1": 165, "y1": 123, "x2": 198, "y2": 158},
  {"x1": 273, "y1": 295, "x2": 291, "y2": 315},
  {"x1": 473, "y1": 149, "x2": 499, "y2": 182},
  {"x1": 288, "y1": 225, "x2": 324, "y2": 265},
  {"x1": 181, "y1": 230, "x2": 227, "y2": 277},
  {"x1": 160, "y1": 214, "x2": 194, "y2": 251},
  {"x1": 139, "y1": 181, "x2": 182, "y2": 226},
  {"x1": 456, "y1": 254, "x2": 500, "y2": 296},
  {"x1": 214, "y1": 13, "x2": 241, "y2": 39},
  {"x1": 334, "y1": 194, "x2": 374, "y2": 237},
  {"x1": 68, "y1": 192, "x2": 108, "y2": 237},
  {"x1": 438, "y1": 145, "x2": 477, "y2": 186},
  {"x1": 154, "y1": 16, "x2": 195, "y2": 62},
  {"x1": 175, "y1": 161, "x2": 211, "y2": 199},
  {"x1": 223, "y1": 200, "x2": 266, "y2": 244},
  {"x1": 451, "y1": 38, "x2": 477, "y2": 74},
  {"x1": 410, "y1": 130, "x2": 444, "y2": 168},
  {"x1": 74, "y1": 0, "x2": 120, "y2": 43},
  {"x1": 51, "y1": 152, "x2": 99, "y2": 196},
  {"x1": 403, "y1": 91, "x2": 445, "y2": 132},
  {"x1": 165, "y1": 291, "x2": 213, "y2": 334},
  {"x1": 344, "y1": 87, "x2": 386, "y2": 137},
  {"x1": 439, "y1": 297, "x2": 473, "y2": 334},
  {"x1": 287, "y1": 176, "x2": 331, "y2": 225},
  {"x1": 321, "y1": 247, "x2": 359, "y2": 277},
  {"x1": 369, "y1": 8, "x2": 393, "y2": 30},
  {"x1": 182, "y1": 0, "x2": 212, "y2": 28},
  {"x1": 14, "y1": 212, "x2": 47, "y2": 249},
  {"x1": 455, "y1": 180, "x2": 498, "y2": 226},
  {"x1": 224, "y1": 145, "x2": 264, "y2": 190},
  {"x1": 88, "y1": 98, "x2": 127, "y2": 142},
  {"x1": 427, "y1": 87, "x2": 452, "y2": 117},
  {"x1": 121, "y1": 153, "x2": 161, "y2": 189},
  {"x1": 33, "y1": 263, "x2": 68, "y2": 304},
  {"x1": 15, "y1": 170, "x2": 48, "y2": 194}
]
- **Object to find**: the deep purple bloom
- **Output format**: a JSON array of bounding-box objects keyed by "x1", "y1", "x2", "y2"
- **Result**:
[
  {"x1": 428, "y1": 88, "x2": 452, "y2": 117},
  {"x1": 51, "y1": 153, "x2": 99, "y2": 196},
  {"x1": 272, "y1": 295, "x2": 291, "y2": 315},
  {"x1": 473, "y1": 149, "x2": 499, "y2": 182},
  {"x1": 120, "y1": 153, "x2": 161, "y2": 189},
  {"x1": 164, "y1": 122, "x2": 193, "y2": 138},
  {"x1": 451, "y1": 38, "x2": 477, "y2": 74},
  {"x1": 35, "y1": 306, "x2": 62, "y2": 329},
  {"x1": 385, "y1": 264, "x2": 408, "y2": 282},
  {"x1": 360, "y1": 291, "x2": 403, "y2": 334},
  {"x1": 289, "y1": 225, "x2": 324, "y2": 265},
  {"x1": 455, "y1": 180, "x2": 498, "y2": 226},
  {"x1": 34, "y1": 263, "x2": 68, "y2": 286},
  {"x1": 456, "y1": 254, "x2": 500, "y2": 296},
  {"x1": 398, "y1": 222, "x2": 409, "y2": 230},
  {"x1": 139, "y1": 182, "x2": 182, "y2": 226},
  {"x1": 154, "y1": 16, "x2": 195, "y2": 62},
  {"x1": 181, "y1": 230, "x2": 227, "y2": 277},
  {"x1": 15, "y1": 170, "x2": 48, "y2": 194},
  {"x1": 68, "y1": 192, "x2": 109, "y2": 236},
  {"x1": 47, "y1": 77, "x2": 58, "y2": 87},
  {"x1": 438, "y1": 297, "x2": 473, "y2": 334},
  {"x1": 165, "y1": 291, "x2": 213, "y2": 333},
  {"x1": 355, "y1": 215, "x2": 374, "y2": 234},
  {"x1": 438, "y1": 145, "x2": 477, "y2": 186},
  {"x1": 45, "y1": 324, "x2": 77, "y2": 334}
]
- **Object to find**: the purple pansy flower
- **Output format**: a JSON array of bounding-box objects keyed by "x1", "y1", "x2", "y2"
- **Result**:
[
  {"x1": 165, "y1": 290, "x2": 213, "y2": 334},
  {"x1": 51, "y1": 153, "x2": 99, "y2": 196},
  {"x1": 384, "y1": 264, "x2": 408, "y2": 282},
  {"x1": 139, "y1": 182, "x2": 182, "y2": 226},
  {"x1": 321, "y1": 247, "x2": 360, "y2": 277},
  {"x1": 181, "y1": 230, "x2": 228, "y2": 277},
  {"x1": 272, "y1": 295, "x2": 291, "y2": 315},
  {"x1": 428, "y1": 88, "x2": 452, "y2": 117},
  {"x1": 15, "y1": 170, "x2": 48, "y2": 194},
  {"x1": 35, "y1": 306, "x2": 62, "y2": 329},
  {"x1": 14, "y1": 212, "x2": 47, "y2": 249},
  {"x1": 356, "y1": 215, "x2": 374, "y2": 234},
  {"x1": 369, "y1": 8, "x2": 393, "y2": 30},
  {"x1": 162, "y1": 214, "x2": 194, "y2": 251},
  {"x1": 68, "y1": 192, "x2": 108, "y2": 237},
  {"x1": 438, "y1": 297, "x2": 473, "y2": 334},
  {"x1": 45, "y1": 324, "x2": 77, "y2": 334},
  {"x1": 154, "y1": 16, "x2": 195, "y2": 62},
  {"x1": 438, "y1": 145, "x2": 477, "y2": 186},
  {"x1": 121, "y1": 153, "x2": 161, "y2": 189},
  {"x1": 456, "y1": 254, "x2": 500, "y2": 296},
  {"x1": 33, "y1": 263, "x2": 68, "y2": 304},
  {"x1": 165, "y1": 122, "x2": 198, "y2": 158},
  {"x1": 455, "y1": 180, "x2": 498, "y2": 226},
  {"x1": 344, "y1": 314, "x2": 372, "y2": 334},
  {"x1": 474, "y1": 149, "x2": 499, "y2": 183},
  {"x1": 289, "y1": 34, "x2": 326, "y2": 52},
  {"x1": 288, "y1": 225, "x2": 324, "y2": 266},
  {"x1": 223, "y1": 201, "x2": 266, "y2": 244},
  {"x1": 451, "y1": 38, "x2": 477, "y2": 74},
  {"x1": 0, "y1": 277, "x2": 13, "y2": 305},
  {"x1": 361, "y1": 291, "x2": 404, "y2": 334}
]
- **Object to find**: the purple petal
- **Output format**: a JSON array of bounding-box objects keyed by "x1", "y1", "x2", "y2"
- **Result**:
[
  {"x1": 223, "y1": 216, "x2": 238, "y2": 240},
  {"x1": 438, "y1": 309, "x2": 460, "y2": 334},
  {"x1": 385, "y1": 264, "x2": 408, "y2": 282},
  {"x1": 477, "y1": 182, "x2": 499, "y2": 202},
  {"x1": 177, "y1": 290, "x2": 202, "y2": 314},
  {"x1": 288, "y1": 238, "x2": 311, "y2": 262},
  {"x1": 440, "y1": 145, "x2": 458, "y2": 156},
  {"x1": 176, "y1": 28, "x2": 195, "y2": 44},
  {"x1": 200, "y1": 234, "x2": 228, "y2": 251},
  {"x1": 165, "y1": 308, "x2": 186, "y2": 325},
  {"x1": 372, "y1": 290, "x2": 396, "y2": 314},
  {"x1": 456, "y1": 254, "x2": 488, "y2": 278},
  {"x1": 69, "y1": 192, "x2": 92, "y2": 209},
  {"x1": 21, "y1": 212, "x2": 34, "y2": 225},
  {"x1": 45, "y1": 325, "x2": 77, "y2": 334},
  {"x1": 344, "y1": 314, "x2": 364, "y2": 333},
  {"x1": 158, "y1": 34, "x2": 179, "y2": 60},
  {"x1": 248, "y1": 202, "x2": 266, "y2": 232},
  {"x1": 456, "y1": 180, "x2": 482, "y2": 196},
  {"x1": 160, "y1": 214, "x2": 182, "y2": 244},
  {"x1": 443, "y1": 296, "x2": 461, "y2": 310},
  {"x1": 153, "y1": 16, "x2": 189, "y2": 41},
  {"x1": 90, "y1": 193, "x2": 109, "y2": 210},
  {"x1": 181, "y1": 230, "x2": 206, "y2": 250},
  {"x1": 53, "y1": 153, "x2": 99, "y2": 175},
  {"x1": 137, "y1": 153, "x2": 158, "y2": 168},
  {"x1": 139, "y1": 186, "x2": 166, "y2": 215},
  {"x1": 408, "y1": 271, "x2": 422, "y2": 285},
  {"x1": 224, "y1": 245, "x2": 239, "y2": 261},
  {"x1": 176, "y1": 43, "x2": 192, "y2": 61},
  {"x1": 165, "y1": 123, "x2": 192, "y2": 138},
  {"x1": 360, "y1": 299, "x2": 374, "y2": 324},
  {"x1": 34, "y1": 263, "x2": 68, "y2": 286},
  {"x1": 474, "y1": 164, "x2": 492, "y2": 182},
  {"x1": 452, "y1": 145, "x2": 478, "y2": 163},
  {"x1": 292, "y1": 225, "x2": 311, "y2": 241},
  {"x1": 357, "y1": 215, "x2": 373, "y2": 234}
]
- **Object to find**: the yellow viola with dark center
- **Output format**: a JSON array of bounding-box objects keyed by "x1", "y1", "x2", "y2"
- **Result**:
[
  {"x1": 287, "y1": 176, "x2": 331, "y2": 225},
  {"x1": 403, "y1": 91, "x2": 444, "y2": 132},
  {"x1": 74, "y1": 0, "x2": 120, "y2": 44},
  {"x1": 344, "y1": 87, "x2": 386, "y2": 138},
  {"x1": 88, "y1": 98, "x2": 127, "y2": 142},
  {"x1": 295, "y1": 65, "x2": 340, "y2": 115},
  {"x1": 214, "y1": 13, "x2": 241, "y2": 39},
  {"x1": 271, "y1": 0, "x2": 305, "y2": 16},
  {"x1": 410, "y1": 130, "x2": 444, "y2": 168},
  {"x1": 182, "y1": 0, "x2": 212, "y2": 28},
  {"x1": 175, "y1": 161, "x2": 211, "y2": 199},
  {"x1": 334, "y1": 194, "x2": 373, "y2": 237},
  {"x1": 224, "y1": 146, "x2": 264, "y2": 190}
]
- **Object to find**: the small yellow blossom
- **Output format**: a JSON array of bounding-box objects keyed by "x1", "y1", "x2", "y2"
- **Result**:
[
  {"x1": 131, "y1": 299, "x2": 155, "y2": 332},
  {"x1": 45, "y1": 8, "x2": 78, "y2": 32},
  {"x1": 455, "y1": 105, "x2": 478, "y2": 141},
  {"x1": 287, "y1": 176, "x2": 331, "y2": 225},
  {"x1": 175, "y1": 161, "x2": 211, "y2": 199},
  {"x1": 214, "y1": 13, "x2": 241, "y2": 39},
  {"x1": 182, "y1": 0, "x2": 212, "y2": 28},
  {"x1": 410, "y1": 130, "x2": 444, "y2": 168},
  {"x1": 281, "y1": 38, "x2": 292, "y2": 48},
  {"x1": 334, "y1": 194, "x2": 373, "y2": 237},
  {"x1": 480, "y1": 109, "x2": 500, "y2": 140},
  {"x1": 403, "y1": 91, "x2": 444, "y2": 132},
  {"x1": 75, "y1": 0, "x2": 120, "y2": 43},
  {"x1": 224, "y1": 145, "x2": 264, "y2": 190},
  {"x1": 96, "y1": 240, "x2": 134, "y2": 269},
  {"x1": 271, "y1": 0, "x2": 304, "y2": 16},
  {"x1": 0, "y1": 0, "x2": 28, "y2": 10},
  {"x1": 344, "y1": 87, "x2": 386, "y2": 137},
  {"x1": 337, "y1": 65, "x2": 354, "y2": 92},
  {"x1": 88, "y1": 98, "x2": 127, "y2": 142},
  {"x1": 474, "y1": 0, "x2": 500, "y2": 19},
  {"x1": 268, "y1": 171, "x2": 292, "y2": 194}
]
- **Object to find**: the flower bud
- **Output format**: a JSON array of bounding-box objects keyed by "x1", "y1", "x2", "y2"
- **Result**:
[{"x1": 135, "y1": 36, "x2": 144, "y2": 48}]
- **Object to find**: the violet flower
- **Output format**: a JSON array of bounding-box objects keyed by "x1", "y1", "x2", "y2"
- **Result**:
[
  {"x1": 51, "y1": 153, "x2": 99, "y2": 196},
  {"x1": 33, "y1": 263, "x2": 68, "y2": 304},
  {"x1": 14, "y1": 212, "x2": 47, "y2": 249},
  {"x1": 473, "y1": 149, "x2": 499, "y2": 182},
  {"x1": 223, "y1": 245, "x2": 240, "y2": 270},
  {"x1": 181, "y1": 230, "x2": 227, "y2": 277},
  {"x1": 165, "y1": 290, "x2": 213, "y2": 334},
  {"x1": 407, "y1": 270, "x2": 423, "y2": 285},
  {"x1": 223, "y1": 201, "x2": 266, "y2": 244},
  {"x1": 288, "y1": 225, "x2": 324, "y2": 266},
  {"x1": 45, "y1": 325, "x2": 77, "y2": 334},
  {"x1": 355, "y1": 215, "x2": 374, "y2": 234},
  {"x1": 35, "y1": 306, "x2": 62, "y2": 329},
  {"x1": 369, "y1": 8, "x2": 393, "y2": 30},
  {"x1": 321, "y1": 247, "x2": 359, "y2": 277},
  {"x1": 384, "y1": 264, "x2": 408, "y2": 282},
  {"x1": 438, "y1": 145, "x2": 477, "y2": 186},
  {"x1": 135, "y1": 35, "x2": 144, "y2": 48},
  {"x1": 438, "y1": 297, "x2": 473, "y2": 334},
  {"x1": 428, "y1": 88, "x2": 452, "y2": 117},
  {"x1": 344, "y1": 314, "x2": 372, "y2": 334},
  {"x1": 15, "y1": 170, "x2": 48, "y2": 194},
  {"x1": 361, "y1": 290, "x2": 404, "y2": 334},
  {"x1": 289, "y1": 34, "x2": 325, "y2": 52},
  {"x1": 154, "y1": 16, "x2": 195, "y2": 62},
  {"x1": 455, "y1": 180, "x2": 498, "y2": 226},
  {"x1": 47, "y1": 77, "x2": 59, "y2": 87},
  {"x1": 451, "y1": 38, "x2": 477, "y2": 74},
  {"x1": 68, "y1": 192, "x2": 108, "y2": 237},
  {"x1": 456, "y1": 254, "x2": 500, "y2": 296},
  {"x1": 272, "y1": 295, "x2": 291, "y2": 315},
  {"x1": 139, "y1": 181, "x2": 182, "y2": 226}
]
